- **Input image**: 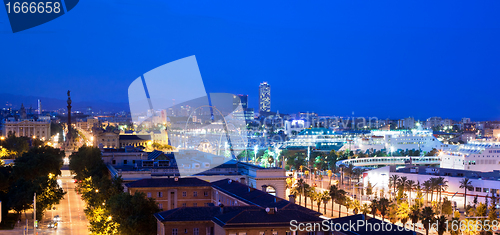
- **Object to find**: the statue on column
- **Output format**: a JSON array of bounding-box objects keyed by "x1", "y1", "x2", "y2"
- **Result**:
[{"x1": 66, "y1": 90, "x2": 73, "y2": 149}]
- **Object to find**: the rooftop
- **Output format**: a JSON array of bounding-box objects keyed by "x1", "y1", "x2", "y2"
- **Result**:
[
  {"x1": 154, "y1": 205, "x2": 323, "y2": 228},
  {"x1": 125, "y1": 177, "x2": 211, "y2": 188}
]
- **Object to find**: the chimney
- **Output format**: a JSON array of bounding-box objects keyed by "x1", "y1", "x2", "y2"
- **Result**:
[
  {"x1": 261, "y1": 185, "x2": 267, "y2": 192},
  {"x1": 265, "y1": 207, "x2": 275, "y2": 215},
  {"x1": 288, "y1": 195, "x2": 295, "y2": 204},
  {"x1": 219, "y1": 203, "x2": 224, "y2": 213}
]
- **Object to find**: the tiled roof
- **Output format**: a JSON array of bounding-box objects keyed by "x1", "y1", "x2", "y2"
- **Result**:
[
  {"x1": 155, "y1": 206, "x2": 323, "y2": 227},
  {"x1": 119, "y1": 135, "x2": 151, "y2": 140},
  {"x1": 211, "y1": 179, "x2": 320, "y2": 216},
  {"x1": 147, "y1": 150, "x2": 164, "y2": 160},
  {"x1": 125, "y1": 177, "x2": 210, "y2": 188}
]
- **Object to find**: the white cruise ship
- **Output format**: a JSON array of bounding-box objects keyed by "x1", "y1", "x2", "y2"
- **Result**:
[
  {"x1": 283, "y1": 128, "x2": 346, "y2": 151},
  {"x1": 342, "y1": 129, "x2": 454, "y2": 154},
  {"x1": 441, "y1": 140, "x2": 500, "y2": 172}
]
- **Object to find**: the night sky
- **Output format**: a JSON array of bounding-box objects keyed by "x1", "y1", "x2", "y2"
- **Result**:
[{"x1": 1, "y1": 0, "x2": 500, "y2": 120}]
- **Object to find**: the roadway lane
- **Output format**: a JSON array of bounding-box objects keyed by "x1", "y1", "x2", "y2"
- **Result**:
[{"x1": 35, "y1": 170, "x2": 89, "y2": 235}]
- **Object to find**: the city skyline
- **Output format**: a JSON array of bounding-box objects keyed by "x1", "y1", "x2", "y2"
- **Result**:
[{"x1": 1, "y1": 1, "x2": 500, "y2": 119}]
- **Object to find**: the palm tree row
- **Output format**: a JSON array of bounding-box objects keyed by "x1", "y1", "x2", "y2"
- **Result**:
[{"x1": 389, "y1": 175, "x2": 449, "y2": 209}]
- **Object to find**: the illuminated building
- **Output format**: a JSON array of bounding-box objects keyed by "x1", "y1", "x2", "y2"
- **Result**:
[
  {"x1": 441, "y1": 140, "x2": 500, "y2": 172},
  {"x1": 1, "y1": 117, "x2": 51, "y2": 140},
  {"x1": 258, "y1": 82, "x2": 270, "y2": 114}
]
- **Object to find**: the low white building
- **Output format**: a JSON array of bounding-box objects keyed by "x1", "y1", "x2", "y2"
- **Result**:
[{"x1": 441, "y1": 140, "x2": 500, "y2": 172}]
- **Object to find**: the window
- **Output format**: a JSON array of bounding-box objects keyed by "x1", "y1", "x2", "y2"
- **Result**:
[
  {"x1": 286, "y1": 232, "x2": 292, "y2": 235},
  {"x1": 158, "y1": 192, "x2": 163, "y2": 198},
  {"x1": 172, "y1": 229, "x2": 178, "y2": 235},
  {"x1": 476, "y1": 187, "x2": 482, "y2": 192},
  {"x1": 132, "y1": 160, "x2": 136, "y2": 164},
  {"x1": 182, "y1": 203, "x2": 186, "y2": 207},
  {"x1": 185, "y1": 229, "x2": 188, "y2": 233},
  {"x1": 273, "y1": 232, "x2": 277, "y2": 235},
  {"x1": 484, "y1": 188, "x2": 490, "y2": 193},
  {"x1": 112, "y1": 160, "x2": 116, "y2": 164},
  {"x1": 124, "y1": 160, "x2": 128, "y2": 164},
  {"x1": 259, "y1": 232, "x2": 265, "y2": 235},
  {"x1": 194, "y1": 228, "x2": 199, "y2": 235},
  {"x1": 204, "y1": 191, "x2": 209, "y2": 197},
  {"x1": 193, "y1": 191, "x2": 198, "y2": 197},
  {"x1": 182, "y1": 192, "x2": 187, "y2": 197},
  {"x1": 147, "y1": 192, "x2": 152, "y2": 198},
  {"x1": 193, "y1": 203, "x2": 197, "y2": 207},
  {"x1": 158, "y1": 203, "x2": 163, "y2": 209}
]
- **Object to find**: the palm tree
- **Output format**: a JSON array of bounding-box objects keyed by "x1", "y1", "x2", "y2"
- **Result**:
[
  {"x1": 397, "y1": 176, "x2": 408, "y2": 198},
  {"x1": 436, "y1": 215, "x2": 447, "y2": 235},
  {"x1": 329, "y1": 185, "x2": 346, "y2": 218},
  {"x1": 406, "y1": 180, "x2": 416, "y2": 204},
  {"x1": 303, "y1": 184, "x2": 311, "y2": 208},
  {"x1": 295, "y1": 178, "x2": 306, "y2": 206},
  {"x1": 390, "y1": 175, "x2": 400, "y2": 198},
  {"x1": 422, "y1": 180, "x2": 432, "y2": 205},
  {"x1": 361, "y1": 203, "x2": 370, "y2": 220},
  {"x1": 336, "y1": 190, "x2": 347, "y2": 218},
  {"x1": 320, "y1": 191, "x2": 331, "y2": 215},
  {"x1": 414, "y1": 181, "x2": 423, "y2": 207},
  {"x1": 435, "y1": 177, "x2": 448, "y2": 205},
  {"x1": 378, "y1": 198, "x2": 391, "y2": 221},
  {"x1": 459, "y1": 178, "x2": 474, "y2": 210},
  {"x1": 314, "y1": 191, "x2": 322, "y2": 212},
  {"x1": 351, "y1": 199, "x2": 361, "y2": 214},
  {"x1": 370, "y1": 199, "x2": 378, "y2": 219},
  {"x1": 397, "y1": 202, "x2": 410, "y2": 227},
  {"x1": 409, "y1": 205, "x2": 420, "y2": 232},
  {"x1": 429, "y1": 177, "x2": 438, "y2": 203},
  {"x1": 308, "y1": 187, "x2": 316, "y2": 210},
  {"x1": 420, "y1": 206, "x2": 436, "y2": 235}
]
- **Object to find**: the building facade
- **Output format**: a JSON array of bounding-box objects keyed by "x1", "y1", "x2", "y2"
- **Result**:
[
  {"x1": 2, "y1": 118, "x2": 51, "y2": 140},
  {"x1": 126, "y1": 178, "x2": 212, "y2": 211}
]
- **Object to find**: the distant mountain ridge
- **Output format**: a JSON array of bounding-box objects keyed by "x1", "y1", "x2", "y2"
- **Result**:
[{"x1": 0, "y1": 93, "x2": 129, "y2": 113}]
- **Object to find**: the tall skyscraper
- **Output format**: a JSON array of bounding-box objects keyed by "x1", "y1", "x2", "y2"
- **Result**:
[
  {"x1": 37, "y1": 99, "x2": 42, "y2": 114},
  {"x1": 259, "y1": 82, "x2": 271, "y2": 113}
]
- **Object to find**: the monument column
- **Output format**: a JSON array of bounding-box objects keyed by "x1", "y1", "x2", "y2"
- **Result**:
[{"x1": 66, "y1": 90, "x2": 72, "y2": 148}]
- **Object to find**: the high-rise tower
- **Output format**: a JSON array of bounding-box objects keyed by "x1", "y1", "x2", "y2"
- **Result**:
[
  {"x1": 259, "y1": 82, "x2": 271, "y2": 114},
  {"x1": 37, "y1": 99, "x2": 42, "y2": 115}
]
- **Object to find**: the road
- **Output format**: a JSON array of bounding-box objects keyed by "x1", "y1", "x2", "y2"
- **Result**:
[{"x1": 8, "y1": 170, "x2": 89, "y2": 235}]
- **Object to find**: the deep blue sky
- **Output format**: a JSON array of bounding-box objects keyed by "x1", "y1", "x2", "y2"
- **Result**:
[{"x1": 1, "y1": 0, "x2": 500, "y2": 120}]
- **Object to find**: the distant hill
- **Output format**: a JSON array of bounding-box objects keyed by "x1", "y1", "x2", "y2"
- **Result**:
[{"x1": 0, "y1": 93, "x2": 129, "y2": 113}]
